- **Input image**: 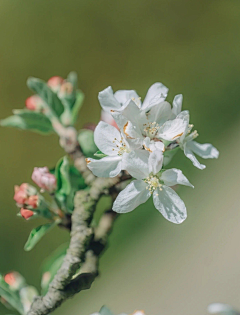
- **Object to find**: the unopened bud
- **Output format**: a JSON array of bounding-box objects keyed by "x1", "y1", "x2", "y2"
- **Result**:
[
  {"x1": 41, "y1": 271, "x2": 51, "y2": 288},
  {"x1": 32, "y1": 167, "x2": 57, "y2": 192},
  {"x1": 27, "y1": 195, "x2": 38, "y2": 209},
  {"x1": 4, "y1": 272, "x2": 25, "y2": 290},
  {"x1": 19, "y1": 286, "x2": 38, "y2": 314},
  {"x1": 20, "y1": 208, "x2": 34, "y2": 220},
  {"x1": 58, "y1": 81, "x2": 74, "y2": 98},
  {"x1": 14, "y1": 184, "x2": 28, "y2": 205},
  {"x1": 25, "y1": 95, "x2": 43, "y2": 111},
  {"x1": 47, "y1": 76, "x2": 64, "y2": 93},
  {"x1": 59, "y1": 127, "x2": 78, "y2": 153}
]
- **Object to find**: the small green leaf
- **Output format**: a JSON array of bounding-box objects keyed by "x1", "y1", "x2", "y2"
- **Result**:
[
  {"x1": 67, "y1": 71, "x2": 78, "y2": 90},
  {"x1": 94, "y1": 150, "x2": 107, "y2": 158},
  {"x1": 71, "y1": 91, "x2": 84, "y2": 124},
  {"x1": 41, "y1": 243, "x2": 68, "y2": 295},
  {"x1": 99, "y1": 306, "x2": 114, "y2": 315},
  {"x1": 78, "y1": 129, "x2": 97, "y2": 158},
  {"x1": 24, "y1": 222, "x2": 56, "y2": 251},
  {"x1": 1, "y1": 110, "x2": 53, "y2": 134},
  {"x1": 27, "y1": 77, "x2": 64, "y2": 117},
  {"x1": 55, "y1": 156, "x2": 71, "y2": 195}
]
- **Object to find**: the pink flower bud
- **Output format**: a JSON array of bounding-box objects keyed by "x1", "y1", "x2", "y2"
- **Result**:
[
  {"x1": 14, "y1": 184, "x2": 28, "y2": 205},
  {"x1": 4, "y1": 272, "x2": 25, "y2": 290},
  {"x1": 101, "y1": 110, "x2": 119, "y2": 130},
  {"x1": 25, "y1": 95, "x2": 43, "y2": 111},
  {"x1": 20, "y1": 208, "x2": 34, "y2": 220},
  {"x1": 31, "y1": 167, "x2": 57, "y2": 192},
  {"x1": 27, "y1": 195, "x2": 38, "y2": 209},
  {"x1": 47, "y1": 76, "x2": 64, "y2": 93}
]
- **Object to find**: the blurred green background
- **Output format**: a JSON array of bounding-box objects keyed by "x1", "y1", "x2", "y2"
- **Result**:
[{"x1": 0, "y1": 0, "x2": 240, "y2": 314}]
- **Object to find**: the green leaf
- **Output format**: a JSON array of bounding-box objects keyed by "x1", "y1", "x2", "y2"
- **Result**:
[
  {"x1": 27, "y1": 77, "x2": 64, "y2": 117},
  {"x1": 94, "y1": 150, "x2": 107, "y2": 158},
  {"x1": 55, "y1": 156, "x2": 71, "y2": 195},
  {"x1": 99, "y1": 306, "x2": 114, "y2": 315},
  {"x1": 71, "y1": 90, "x2": 84, "y2": 124},
  {"x1": 0, "y1": 110, "x2": 53, "y2": 135},
  {"x1": 78, "y1": 129, "x2": 97, "y2": 158},
  {"x1": 41, "y1": 243, "x2": 68, "y2": 295},
  {"x1": 67, "y1": 71, "x2": 78, "y2": 90},
  {"x1": 0, "y1": 276, "x2": 24, "y2": 315},
  {"x1": 24, "y1": 222, "x2": 56, "y2": 251}
]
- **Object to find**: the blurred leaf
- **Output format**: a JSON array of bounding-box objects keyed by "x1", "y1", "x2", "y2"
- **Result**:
[
  {"x1": 0, "y1": 110, "x2": 53, "y2": 134},
  {"x1": 41, "y1": 243, "x2": 68, "y2": 295},
  {"x1": 0, "y1": 275, "x2": 24, "y2": 315},
  {"x1": 99, "y1": 306, "x2": 114, "y2": 315},
  {"x1": 67, "y1": 71, "x2": 78, "y2": 90},
  {"x1": 71, "y1": 90, "x2": 85, "y2": 124},
  {"x1": 78, "y1": 129, "x2": 97, "y2": 158},
  {"x1": 94, "y1": 151, "x2": 107, "y2": 158},
  {"x1": 24, "y1": 222, "x2": 57, "y2": 251},
  {"x1": 27, "y1": 77, "x2": 64, "y2": 117}
]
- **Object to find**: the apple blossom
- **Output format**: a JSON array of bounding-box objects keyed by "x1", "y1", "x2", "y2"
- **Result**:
[{"x1": 32, "y1": 167, "x2": 57, "y2": 192}]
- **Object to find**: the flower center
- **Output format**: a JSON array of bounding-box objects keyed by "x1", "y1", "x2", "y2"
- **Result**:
[
  {"x1": 144, "y1": 175, "x2": 162, "y2": 194},
  {"x1": 112, "y1": 137, "x2": 130, "y2": 156},
  {"x1": 143, "y1": 122, "x2": 159, "y2": 139}
]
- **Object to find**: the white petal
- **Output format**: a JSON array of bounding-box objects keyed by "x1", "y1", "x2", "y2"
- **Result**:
[
  {"x1": 142, "y1": 83, "x2": 169, "y2": 110},
  {"x1": 98, "y1": 86, "x2": 121, "y2": 112},
  {"x1": 158, "y1": 118, "x2": 188, "y2": 141},
  {"x1": 149, "y1": 150, "x2": 163, "y2": 174},
  {"x1": 153, "y1": 186, "x2": 187, "y2": 224},
  {"x1": 101, "y1": 110, "x2": 119, "y2": 129},
  {"x1": 184, "y1": 143, "x2": 206, "y2": 170},
  {"x1": 147, "y1": 101, "x2": 172, "y2": 126},
  {"x1": 187, "y1": 141, "x2": 219, "y2": 159},
  {"x1": 94, "y1": 121, "x2": 121, "y2": 156},
  {"x1": 123, "y1": 150, "x2": 150, "y2": 179},
  {"x1": 208, "y1": 303, "x2": 239, "y2": 315},
  {"x1": 161, "y1": 168, "x2": 194, "y2": 188},
  {"x1": 114, "y1": 90, "x2": 140, "y2": 106},
  {"x1": 113, "y1": 180, "x2": 151, "y2": 213},
  {"x1": 86, "y1": 156, "x2": 122, "y2": 178},
  {"x1": 172, "y1": 94, "x2": 183, "y2": 116}
]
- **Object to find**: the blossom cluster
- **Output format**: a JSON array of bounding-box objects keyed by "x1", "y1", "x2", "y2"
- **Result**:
[{"x1": 87, "y1": 83, "x2": 219, "y2": 224}]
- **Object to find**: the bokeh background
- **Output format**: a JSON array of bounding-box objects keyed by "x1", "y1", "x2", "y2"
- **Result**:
[{"x1": 0, "y1": 1, "x2": 240, "y2": 314}]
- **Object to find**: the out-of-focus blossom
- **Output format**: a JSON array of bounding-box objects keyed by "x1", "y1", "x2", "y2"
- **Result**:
[
  {"x1": 47, "y1": 76, "x2": 64, "y2": 93},
  {"x1": 20, "y1": 286, "x2": 38, "y2": 314},
  {"x1": 25, "y1": 95, "x2": 44, "y2": 111},
  {"x1": 14, "y1": 183, "x2": 38, "y2": 209},
  {"x1": 58, "y1": 81, "x2": 74, "y2": 98},
  {"x1": 32, "y1": 167, "x2": 57, "y2": 192},
  {"x1": 20, "y1": 208, "x2": 34, "y2": 220},
  {"x1": 4, "y1": 272, "x2": 25, "y2": 290}
]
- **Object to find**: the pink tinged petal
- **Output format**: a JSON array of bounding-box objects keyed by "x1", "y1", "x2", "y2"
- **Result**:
[
  {"x1": 147, "y1": 101, "x2": 172, "y2": 126},
  {"x1": 158, "y1": 118, "x2": 188, "y2": 141},
  {"x1": 123, "y1": 150, "x2": 150, "y2": 180},
  {"x1": 149, "y1": 150, "x2": 163, "y2": 175},
  {"x1": 142, "y1": 82, "x2": 169, "y2": 110},
  {"x1": 100, "y1": 110, "x2": 119, "y2": 130},
  {"x1": 114, "y1": 90, "x2": 140, "y2": 106},
  {"x1": 172, "y1": 94, "x2": 183, "y2": 117},
  {"x1": 161, "y1": 168, "x2": 194, "y2": 188},
  {"x1": 153, "y1": 186, "x2": 187, "y2": 224},
  {"x1": 113, "y1": 180, "x2": 151, "y2": 213},
  {"x1": 86, "y1": 156, "x2": 122, "y2": 178},
  {"x1": 98, "y1": 86, "x2": 122, "y2": 112},
  {"x1": 94, "y1": 121, "x2": 121, "y2": 156},
  {"x1": 184, "y1": 142, "x2": 206, "y2": 170},
  {"x1": 187, "y1": 141, "x2": 219, "y2": 159}
]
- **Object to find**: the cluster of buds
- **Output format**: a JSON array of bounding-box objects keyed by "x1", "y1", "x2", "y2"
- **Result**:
[
  {"x1": 31, "y1": 167, "x2": 57, "y2": 193},
  {"x1": 14, "y1": 184, "x2": 38, "y2": 219}
]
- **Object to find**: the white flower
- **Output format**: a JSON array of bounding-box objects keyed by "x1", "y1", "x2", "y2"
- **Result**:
[
  {"x1": 113, "y1": 150, "x2": 193, "y2": 224},
  {"x1": 175, "y1": 111, "x2": 219, "y2": 170},
  {"x1": 86, "y1": 121, "x2": 132, "y2": 178}
]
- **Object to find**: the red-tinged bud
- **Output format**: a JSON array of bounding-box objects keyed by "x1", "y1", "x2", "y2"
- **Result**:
[
  {"x1": 101, "y1": 110, "x2": 119, "y2": 130},
  {"x1": 20, "y1": 208, "x2": 34, "y2": 220},
  {"x1": 47, "y1": 76, "x2": 64, "y2": 93},
  {"x1": 14, "y1": 184, "x2": 28, "y2": 205},
  {"x1": 58, "y1": 81, "x2": 73, "y2": 98},
  {"x1": 32, "y1": 167, "x2": 57, "y2": 192},
  {"x1": 41, "y1": 271, "x2": 51, "y2": 287},
  {"x1": 25, "y1": 95, "x2": 43, "y2": 111},
  {"x1": 4, "y1": 272, "x2": 25, "y2": 290}
]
